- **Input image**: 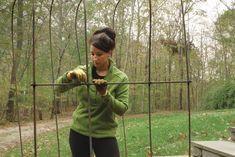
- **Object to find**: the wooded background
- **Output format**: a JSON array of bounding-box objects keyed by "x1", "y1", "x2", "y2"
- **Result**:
[{"x1": 0, "y1": 0, "x2": 235, "y2": 122}]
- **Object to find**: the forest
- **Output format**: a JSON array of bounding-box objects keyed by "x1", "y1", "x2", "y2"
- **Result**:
[{"x1": 0, "y1": 0, "x2": 235, "y2": 122}]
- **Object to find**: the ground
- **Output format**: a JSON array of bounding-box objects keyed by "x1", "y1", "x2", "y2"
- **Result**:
[{"x1": 0, "y1": 117, "x2": 71, "y2": 155}]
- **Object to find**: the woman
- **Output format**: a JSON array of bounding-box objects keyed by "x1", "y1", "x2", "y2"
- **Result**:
[{"x1": 55, "y1": 27, "x2": 129, "y2": 157}]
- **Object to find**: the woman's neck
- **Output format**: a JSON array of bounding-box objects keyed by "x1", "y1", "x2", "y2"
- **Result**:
[{"x1": 96, "y1": 62, "x2": 109, "y2": 76}]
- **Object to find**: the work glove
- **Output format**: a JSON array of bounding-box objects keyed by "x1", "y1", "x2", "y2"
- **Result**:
[
  {"x1": 67, "y1": 69, "x2": 87, "y2": 82},
  {"x1": 93, "y1": 79, "x2": 108, "y2": 96}
]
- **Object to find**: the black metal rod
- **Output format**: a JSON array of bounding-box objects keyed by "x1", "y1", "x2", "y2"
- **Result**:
[
  {"x1": 112, "y1": 2, "x2": 128, "y2": 156},
  {"x1": 83, "y1": 0, "x2": 93, "y2": 156},
  {"x1": 122, "y1": 116, "x2": 128, "y2": 157},
  {"x1": 148, "y1": 0, "x2": 153, "y2": 156},
  {"x1": 112, "y1": 0, "x2": 121, "y2": 30},
  {"x1": 75, "y1": 0, "x2": 83, "y2": 64},
  {"x1": 32, "y1": 0, "x2": 37, "y2": 156},
  {"x1": 49, "y1": 0, "x2": 61, "y2": 156},
  {"x1": 180, "y1": 0, "x2": 192, "y2": 157},
  {"x1": 31, "y1": 80, "x2": 192, "y2": 87}
]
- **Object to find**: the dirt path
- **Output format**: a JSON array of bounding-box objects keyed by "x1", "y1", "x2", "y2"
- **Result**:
[{"x1": 0, "y1": 118, "x2": 72, "y2": 155}]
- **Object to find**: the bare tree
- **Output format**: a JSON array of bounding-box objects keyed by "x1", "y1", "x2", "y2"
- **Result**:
[{"x1": 6, "y1": 0, "x2": 23, "y2": 122}]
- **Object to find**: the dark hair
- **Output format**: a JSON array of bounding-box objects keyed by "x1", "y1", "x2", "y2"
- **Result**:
[{"x1": 89, "y1": 27, "x2": 116, "y2": 52}]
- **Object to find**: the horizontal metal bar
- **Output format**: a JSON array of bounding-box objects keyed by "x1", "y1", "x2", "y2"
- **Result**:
[{"x1": 31, "y1": 80, "x2": 192, "y2": 87}]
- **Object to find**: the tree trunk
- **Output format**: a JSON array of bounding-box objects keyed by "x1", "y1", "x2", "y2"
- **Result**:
[{"x1": 6, "y1": 0, "x2": 23, "y2": 122}]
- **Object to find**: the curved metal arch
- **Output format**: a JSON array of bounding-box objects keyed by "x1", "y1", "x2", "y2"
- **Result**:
[
  {"x1": 75, "y1": 0, "x2": 83, "y2": 64},
  {"x1": 180, "y1": 0, "x2": 192, "y2": 156},
  {"x1": 148, "y1": 0, "x2": 153, "y2": 155},
  {"x1": 11, "y1": 0, "x2": 23, "y2": 156},
  {"x1": 112, "y1": 1, "x2": 128, "y2": 157},
  {"x1": 49, "y1": 0, "x2": 61, "y2": 156},
  {"x1": 82, "y1": 0, "x2": 94, "y2": 156},
  {"x1": 112, "y1": 0, "x2": 121, "y2": 30}
]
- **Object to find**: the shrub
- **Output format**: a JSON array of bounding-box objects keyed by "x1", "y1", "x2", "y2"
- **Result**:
[{"x1": 201, "y1": 80, "x2": 235, "y2": 110}]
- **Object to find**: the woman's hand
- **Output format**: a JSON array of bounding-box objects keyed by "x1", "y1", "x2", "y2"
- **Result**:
[
  {"x1": 67, "y1": 69, "x2": 87, "y2": 82},
  {"x1": 93, "y1": 79, "x2": 108, "y2": 96}
]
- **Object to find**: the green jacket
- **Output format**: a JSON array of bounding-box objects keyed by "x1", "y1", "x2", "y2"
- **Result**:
[{"x1": 55, "y1": 60, "x2": 129, "y2": 138}]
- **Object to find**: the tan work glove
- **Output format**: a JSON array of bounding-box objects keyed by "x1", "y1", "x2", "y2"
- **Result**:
[
  {"x1": 93, "y1": 79, "x2": 108, "y2": 96},
  {"x1": 67, "y1": 69, "x2": 87, "y2": 82}
]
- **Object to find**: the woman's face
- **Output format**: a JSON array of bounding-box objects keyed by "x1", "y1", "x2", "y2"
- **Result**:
[{"x1": 90, "y1": 45, "x2": 111, "y2": 69}]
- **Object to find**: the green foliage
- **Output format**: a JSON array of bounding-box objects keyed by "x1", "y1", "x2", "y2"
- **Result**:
[
  {"x1": 211, "y1": 9, "x2": 235, "y2": 80},
  {"x1": 201, "y1": 80, "x2": 235, "y2": 110},
  {"x1": 215, "y1": 9, "x2": 235, "y2": 47}
]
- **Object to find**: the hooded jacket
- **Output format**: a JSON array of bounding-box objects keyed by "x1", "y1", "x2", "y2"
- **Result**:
[{"x1": 55, "y1": 60, "x2": 129, "y2": 138}]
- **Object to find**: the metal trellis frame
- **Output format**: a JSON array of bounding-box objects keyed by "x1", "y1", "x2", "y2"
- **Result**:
[{"x1": 28, "y1": 0, "x2": 192, "y2": 157}]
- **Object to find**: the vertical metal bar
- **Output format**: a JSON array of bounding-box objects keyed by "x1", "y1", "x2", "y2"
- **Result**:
[
  {"x1": 122, "y1": 116, "x2": 128, "y2": 157},
  {"x1": 180, "y1": 0, "x2": 191, "y2": 156},
  {"x1": 32, "y1": 0, "x2": 37, "y2": 156},
  {"x1": 148, "y1": 0, "x2": 153, "y2": 156},
  {"x1": 75, "y1": 0, "x2": 83, "y2": 64},
  {"x1": 49, "y1": 1, "x2": 61, "y2": 156},
  {"x1": 11, "y1": 0, "x2": 23, "y2": 156},
  {"x1": 83, "y1": 0, "x2": 93, "y2": 156},
  {"x1": 112, "y1": 1, "x2": 128, "y2": 156}
]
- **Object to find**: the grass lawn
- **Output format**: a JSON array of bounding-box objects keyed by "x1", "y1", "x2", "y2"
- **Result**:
[{"x1": 3, "y1": 109, "x2": 235, "y2": 157}]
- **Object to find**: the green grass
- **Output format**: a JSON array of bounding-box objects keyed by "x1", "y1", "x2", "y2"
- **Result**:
[{"x1": 3, "y1": 109, "x2": 235, "y2": 157}]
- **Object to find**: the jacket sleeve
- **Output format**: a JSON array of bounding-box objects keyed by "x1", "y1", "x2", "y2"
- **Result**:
[
  {"x1": 54, "y1": 71, "x2": 75, "y2": 93},
  {"x1": 102, "y1": 76, "x2": 129, "y2": 116},
  {"x1": 55, "y1": 65, "x2": 87, "y2": 93}
]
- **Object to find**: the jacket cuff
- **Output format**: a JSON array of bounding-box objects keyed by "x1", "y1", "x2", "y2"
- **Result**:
[
  {"x1": 102, "y1": 91, "x2": 112, "y2": 102},
  {"x1": 61, "y1": 72, "x2": 72, "y2": 83}
]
